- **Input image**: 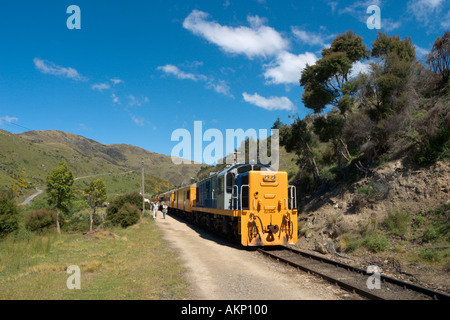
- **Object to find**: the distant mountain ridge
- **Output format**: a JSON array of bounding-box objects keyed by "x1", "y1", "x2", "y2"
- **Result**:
[{"x1": 0, "y1": 129, "x2": 206, "y2": 198}]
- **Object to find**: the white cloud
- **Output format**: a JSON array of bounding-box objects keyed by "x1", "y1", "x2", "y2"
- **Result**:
[
  {"x1": 131, "y1": 114, "x2": 145, "y2": 126},
  {"x1": 242, "y1": 92, "x2": 296, "y2": 112},
  {"x1": 441, "y1": 11, "x2": 450, "y2": 29},
  {"x1": 206, "y1": 79, "x2": 233, "y2": 97},
  {"x1": 157, "y1": 64, "x2": 206, "y2": 81},
  {"x1": 407, "y1": 0, "x2": 446, "y2": 26},
  {"x1": 349, "y1": 61, "x2": 371, "y2": 78},
  {"x1": 291, "y1": 27, "x2": 333, "y2": 48},
  {"x1": 0, "y1": 116, "x2": 18, "y2": 125},
  {"x1": 111, "y1": 93, "x2": 120, "y2": 104},
  {"x1": 182, "y1": 10, "x2": 288, "y2": 58},
  {"x1": 128, "y1": 95, "x2": 149, "y2": 107},
  {"x1": 382, "y1": 19, "x2": 401, "y2": 31},
  {"x1": 33, "y1": 58, "x2": 87, "y2": 81},
  {"x1": 263, "y1": 51, "x2": 318, "y2": 85},
  {"x1": 110, "y1": 78, "x2": 123, "y2": 85},
  {"x1": 91, "y1": 83, "x2": 111, "y2": 91},
  {"x1": 158, "y1": 64, "x2": 233, "y2": 97},
  {"x1": 415, "y1": 45, "x2": 430, "y2": 58}
]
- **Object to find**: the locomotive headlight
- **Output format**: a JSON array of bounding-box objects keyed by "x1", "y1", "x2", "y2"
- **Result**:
[
  {"x1": 265, "y1": 175, "x2": 270, "y2": 180},
  {"x1": 271, "y1": 175, "x2": 276, "y2": 180}
]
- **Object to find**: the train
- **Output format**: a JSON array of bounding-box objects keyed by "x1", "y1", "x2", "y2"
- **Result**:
[{"x1": 157, "y1": 162, "x2": 298, "y2": 246}]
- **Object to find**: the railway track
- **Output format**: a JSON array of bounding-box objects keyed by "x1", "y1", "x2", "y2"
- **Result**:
[{"x1": 258, "y1": 246, "x2": 450, "y2": 300}]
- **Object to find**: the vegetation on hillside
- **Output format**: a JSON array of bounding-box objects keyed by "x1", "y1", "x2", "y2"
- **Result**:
[
  {"x1": 275, "y1": 31, "x2": 449, "y2": 193},
  {"x1": 0, "y1": 129, "x2": 203, "y2": 200}
]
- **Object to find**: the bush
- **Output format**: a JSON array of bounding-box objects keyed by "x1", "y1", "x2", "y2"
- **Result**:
[
  {"x1": 25, "y1": 209, "x2": 57, "y2": 232},
  {"x1": 362, "y1": 233, "x2": 389, "y2": 253},
  {"x1": 107, "y1": 192, "x2": 142, "y2": 216},
  {"x1": 422, "y1": 226, "x2": 439, "y2": 243},
  {"x1": 109, "y1": 203, "x2": 140, "y2": 228},
  {"x1": 385, "y1": 209, "x2": 411, "y2": 236},
  {"x1": 106, "y1": 192, "x2": 142, "y2": 227},
  {"x1": 0, "y1": 191, "x2": 20, "y2": 237}
]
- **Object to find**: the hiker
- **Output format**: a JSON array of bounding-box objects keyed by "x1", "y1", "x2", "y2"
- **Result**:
[
  {"x1": 152, "y1": 201, "x2": 157, "y2": 219},
  {"x1": 162, "y1": 201, "x2": 168, "y2": 219}
]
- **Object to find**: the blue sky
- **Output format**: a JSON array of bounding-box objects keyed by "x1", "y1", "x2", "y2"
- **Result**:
[{"x1": 0, "y1": 0, "x2": 448, "y2": 161}]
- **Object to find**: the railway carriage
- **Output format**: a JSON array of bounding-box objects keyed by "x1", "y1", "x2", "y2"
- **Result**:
[{"x1": 160, "y1": 162, "x2": 297, "y2": 246}]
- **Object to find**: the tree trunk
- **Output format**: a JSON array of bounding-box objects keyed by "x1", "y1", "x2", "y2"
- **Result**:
[
  {"x1": 56, "y1": 211, "x2": 61, "y2": 234},
  {"x1": 305, "y1": 143, "x2": 320, "y2": 185},
  {"x1": 90, "y1": 207, "x2": 95, "y2": 232}
]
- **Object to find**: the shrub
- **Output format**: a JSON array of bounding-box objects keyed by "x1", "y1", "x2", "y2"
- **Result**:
[
  {"x1": 107, "y1": 193, "x2": 142, "y2": 216},
  {"x1": 419, "y1": 249, "x2": 440, "y2": 263},
  {"x1": 25, "y1": 209, "x2": 57, "y2": 232},
  {"x1": 0, "y1": 191, "x2": 20, "y2": 237},
  {"x1": 422, "y1": 226, "x2": 439, "y2": 243},
  {"x1": 385, "y1": 209, "x2": 411, "y2": 236},
  {"x1": 110, "y1": 203, "x2": 140, "y2": 228},
  {"x1": 362, "y1": 233, "x2": 389, "y2": 253},
  {"x1": 106, "y1": 193, "x2": 142, "y2": 227}
]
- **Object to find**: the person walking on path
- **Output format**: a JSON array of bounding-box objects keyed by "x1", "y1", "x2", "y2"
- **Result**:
[
  {"x1": 162, "y1": 201, "x2": 168, "y2": 219},
  {"x1": 152, "y1": 201, "x2": 158, "y2": 219}
]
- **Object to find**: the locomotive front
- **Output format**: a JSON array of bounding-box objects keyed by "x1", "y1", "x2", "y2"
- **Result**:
[{"x1": 237, "y1": 170, "x2": 297, "y2": 246}]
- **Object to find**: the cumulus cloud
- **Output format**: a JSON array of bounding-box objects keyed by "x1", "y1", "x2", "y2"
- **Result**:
[
  {"x1": 263, "y1": 51, "x2": 318, "y2": 85},
  {"x1": 182, "y1": 10, "x2": 288, "y2": 58},
  {"x1": 33, "y1": 58, "x2": 87, "y2": 81},
  {"x1": 242, "y1": 92, "x2": 296, "y2": 112}
]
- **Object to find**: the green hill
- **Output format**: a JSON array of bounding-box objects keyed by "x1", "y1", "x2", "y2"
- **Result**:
[{"x1": 0, "y1": 129, "x2": 205, "y2": 200}]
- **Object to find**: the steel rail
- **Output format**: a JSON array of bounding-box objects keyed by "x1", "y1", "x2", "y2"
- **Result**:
[{"x1": 258, "y1": 246, "x2": 450, "y2": 300}]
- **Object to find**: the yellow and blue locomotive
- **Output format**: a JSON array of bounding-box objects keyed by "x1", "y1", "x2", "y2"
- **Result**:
[{"x1": 162, "y1": 162, "x2": 297, "y2": 246}]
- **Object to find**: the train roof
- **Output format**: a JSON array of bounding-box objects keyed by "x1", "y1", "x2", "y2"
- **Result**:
[{"x1": 157, "y1": 162, "x2": 274, "y2": 197}]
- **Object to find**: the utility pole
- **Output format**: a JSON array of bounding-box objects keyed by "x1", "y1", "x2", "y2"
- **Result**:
[{"x1": 141, "y1": 160, "x2": 145, "y2": 214}]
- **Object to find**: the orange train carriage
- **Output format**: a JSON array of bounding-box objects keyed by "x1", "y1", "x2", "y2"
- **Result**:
[{"x1": 159, "y1": 163, "x2": 297, "y2": 246}]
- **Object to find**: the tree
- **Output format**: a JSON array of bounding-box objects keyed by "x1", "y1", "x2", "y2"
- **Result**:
[
  {"x1": 47, "y1": 161, "x2": 74, "y2": 234},
  {"x1": 85, "y1": 178, "x2": 107, "y2": 232},
  {"x1": 275, "y1": 115, "x2": 321, "y2": 186},
  {"x1": 0, "y1": 190, "x2": 19, "y2": 237},
  {"x1": 300, "y1": 30, "x2": 369, "y2": 114},
  {"x1": 300, "y1": 31, "x2": 369, "y2": 170},
  {"x1": 427, "y1": 31, "x2": 450, "y2": 84}
]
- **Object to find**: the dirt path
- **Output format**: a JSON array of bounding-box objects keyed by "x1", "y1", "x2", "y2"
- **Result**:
[
  {"x1": 155, "y1": 214, "x2": 354, "y2": 300},
  {"x1": 20, "y1": 188, "x2": 43, "y2": 206}
]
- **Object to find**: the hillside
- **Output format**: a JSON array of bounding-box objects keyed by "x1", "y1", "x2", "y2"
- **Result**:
[{"x1": 0, "y1": 129, "x2": 205, "y2": 199}]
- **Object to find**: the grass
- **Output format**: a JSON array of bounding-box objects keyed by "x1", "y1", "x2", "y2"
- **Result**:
[
  {"x1": 385, "y1": 209, "x2": 412, "y2": 236},
  {"x1": 339, "y1": 204, "x2": 450, "y2": 270},
  {"x1": 0, "y1": 217, "x2": 189, "y2": 299}
]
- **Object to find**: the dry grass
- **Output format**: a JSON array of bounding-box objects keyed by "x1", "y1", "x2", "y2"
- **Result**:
[{"x1": 0, "y1": 217, "x2": 189, "y2": 300}]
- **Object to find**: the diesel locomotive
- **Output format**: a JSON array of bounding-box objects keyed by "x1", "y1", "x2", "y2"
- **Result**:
[{"x1": 159, "y1": 162, "x2": 297, "y2": 246}]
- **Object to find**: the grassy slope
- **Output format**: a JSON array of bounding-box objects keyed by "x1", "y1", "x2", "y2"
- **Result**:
[
  {"x1": 0, "y1": 129, "x2": 205, "y2": 200},
  {"x1": 0, "y1": 218, "x2": 189, "y2": 299}
]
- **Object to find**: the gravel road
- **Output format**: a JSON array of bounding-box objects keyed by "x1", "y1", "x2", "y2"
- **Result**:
[
  {"x1": 20, "y1": 188, "x2": 43, "y2": 206},
  {"x1": 155, "y1": 214, "x2": 354, "y2": 300}
]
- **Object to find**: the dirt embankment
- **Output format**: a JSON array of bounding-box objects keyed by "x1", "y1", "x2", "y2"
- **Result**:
[{"x1": 297, "y1": 159, "x2": 450, "y2": 293}]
